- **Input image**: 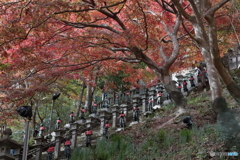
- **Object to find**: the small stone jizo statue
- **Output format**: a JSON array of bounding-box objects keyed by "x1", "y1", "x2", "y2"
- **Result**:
[
  {"x1": 189, "y1": 76, "x2": 196, "y2": 87},
  {"x1": 133, "y1": 106, "x2": 139, "y2": 122},
  {"x1": 64, "y1": 137, "x2": 72, "y2": 159},
  {"x1": 92, "y1": 102, "x2": 97, "y2": 114},
  {"x1": 156, "y1": 91, "x2": 162, "y2": 105},
  {"x1": 125, "y1": 92, "x2": 131, "y2": 103},
  {"x1": 39, "y1": 124, "x2": 45, "y2": 138},
  {"x1": 85, "y1": 127, "x2": 93, "y2": 147},
  {"x1": 55, "y1": 117, "x2": 62, "y2": 130},
  {"x1": 103, "y1": 120, "x2": 111, "y2": 139},
  {"x1": 183, "y1": 80, "x2": 188, "y2": 92},
  {"x1": 69, "y1": 112, "x2": 74, "y2": 123},
  {"x1": 148, "y1": 98, "x2": 153, "y2": 111},
  {"x1": 80, "y1": 107, "x2": 86, "y2": 120},
  {"x1": 119, "y1": 111, "x2": 125, "y2": 128},
  {"x1": 177, "y1": 83, "x2": 182, "y2": 92},
  {"x1": 46, "y1": 143, "x2": 55, "y2": 160}
]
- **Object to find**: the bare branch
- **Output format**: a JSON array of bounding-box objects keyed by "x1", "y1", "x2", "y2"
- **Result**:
[
  {"x1": 154, "y1": 0, "x2": 175, "y2": 14},
  {"x1": 100, "y1": 0, "x2": 127, "y2": 9},
  {"x1": 181, "y1": 21, "x2": 198, "y2": 42},
  {"x1": 54, "y1": 8, "x2": 95, "y2": 15},
  {"x1": 62, "y1": 20, "x2": 120, "y2": 34},
  {"x1": 111, "y1": 47, "x2": 131, "y2": 52},
  {"x1": 15, "y1": 0, "x2": 32, "y2": 23}
]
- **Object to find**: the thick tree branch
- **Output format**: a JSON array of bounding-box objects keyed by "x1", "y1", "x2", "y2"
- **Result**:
[
  {"x1": 171, "y1": 0, "x2": 195, "y2": 22},
  {"x1": 162, "y1": 15, "x2": 181, "y2": 69},
  {"x1": 137, "y1": 1, "x2": 149, "y2": 51},
  {"x1": 97, "y1": 9, "x2": 126, "y2": 30},
  {"x1": 181, "y1": 21, "x2": 198, "y2": 42},
  {"x1": 188, "y1": 0, "x2": 203, "y2": 24},
  {"x1": 205, "y1": 0, "x2": 231, "y2": 16}
]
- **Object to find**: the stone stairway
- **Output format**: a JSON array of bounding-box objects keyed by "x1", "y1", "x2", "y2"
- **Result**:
[{"x1": 29, "y1": 83, "x2": 187, "y2": 160}]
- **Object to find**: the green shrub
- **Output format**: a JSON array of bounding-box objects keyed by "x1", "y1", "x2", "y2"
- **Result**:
[
  {"x1": 71, "y1": 147, "x2": 92, "y2": 160},
  {"x1": 179, "y1": 129, "x2": 191, "y2": 144},
  {"x1": 157, "y1": 129, "x2": 165, "y2": 143}
]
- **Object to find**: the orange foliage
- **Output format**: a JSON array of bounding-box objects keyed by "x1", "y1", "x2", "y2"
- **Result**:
[{"x1": 0, "y1": 0, "x2": 237, "y2": 117}]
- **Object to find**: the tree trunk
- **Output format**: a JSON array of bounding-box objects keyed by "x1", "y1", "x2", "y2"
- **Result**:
[
  {"x1": 188, "y1": 0, "x2": 240, "y2": 151},
  {"x1": 32, "y1": 103, "x2": 37, "y2": 137},
  {"x1": 201, "y1": 49, "x2": 222, "y2": 100},
  {"x1": 159, "y1": 69, "x2": 187, "y2": 107},
  {"x1": 206, "y1": 14, "x2": 240, "y2": 104},
  {"x1": 84, "y1": 84, "x2": 95, "y2": 113},
  {"x1": 76, "y1": 82, "x2": 86, "y2": 117}
]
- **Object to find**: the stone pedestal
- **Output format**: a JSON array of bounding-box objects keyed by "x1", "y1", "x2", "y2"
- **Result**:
[
  {"x1": 141, "y1": 94, "x2": 147, "y2": 113},
  {"x1": 34, "y1": 137, "x2": 44, "y2": 160},
  {"x1": 111, "y1": 105, "x2": 118, "y2": 128},
  {"x1": 98, "y1": 110, "x2": 108, "y2": 135},
  {"x1": 85, "y1": 117, "x2": 92, "y2": 129},
  {"x1": 76, "y1": 119, "x2": 85, "y2": 124},
  {"x1": 70, "y1": 123, "x2": 79, "y2": 148},
  {"x1": 54, "y1": 129, "x2": 63, "y2": 160}
]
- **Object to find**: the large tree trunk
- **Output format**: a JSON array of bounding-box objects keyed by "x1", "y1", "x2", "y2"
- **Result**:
[
  {"x1": 206, "y1": 13, "x2": 240, "y2": 104},
  {"x1": 159, "y1": 69, "x2": 187, "y2": 107},
  {"x1": 178, "y1": 0, "x2": 240, "y2": 151},
  {"x1": 201, "y1": 49, "x2": 222, "y2": 101},
  {"x1": 205, "y1": 10, "x2": 240, "y2": 151},
  {"x1": 76, "y1": 82, "x2": 86, "y2": 117},
  {"x1": 84, "y1": 84, "x2": 95, "y2": 113}
]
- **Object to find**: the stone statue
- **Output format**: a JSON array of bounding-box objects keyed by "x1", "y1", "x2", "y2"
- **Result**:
[
  {"x1": 46, "y1": 143, "x2": 55, "y2": 160},
  {"x1": 85, "y1": 127, "x2": 93, "y2": 147},
  {"x1": 55, "y1": 117, "x2": 62, "y2": 130},
  {"x1": 103, "y1": 120, "x2": 111, "y2": 139},
  {"x1": 119, "y1": 111, "x2": 125, "y2": 128},
  {"x1": 92, "y1": 102, "x2": 97, "y2": 114},
  {"x1": 80, "y1": 107, "x2": 86, "y2": 120},
  {"x1": 39, "y1": 124, "x2": 45, "y2": 138},
  {"x1": 125, "y1": 92, "x2": 131, "y2": 103},
  {"x1": 183, "y1": 80, "x2": 188, "y2": 92},
  {"x1": 69, "y1": 112, "x2": 74, "y2": 123},
  {"x1": 177, "y1": 84, "x2": 182, "y2": 92},
  {"x1": 148, "y1": 98, "x2": 153, "y2": 111},
  {"x1": 103, "y1": 98, "x2": 109, "y2": 108},
  {"x1": 133, "y1": 106, "x2": 139, "y2": 122},
  {"x1": 189, "y1": 76, "x2": 196, "y2": 87},
  {"x1": 156, "y1": 91, "x2": 162, "y2": 105},
  {"x1": 64, "y1": 137, "x2": 72, "y2": 159}
]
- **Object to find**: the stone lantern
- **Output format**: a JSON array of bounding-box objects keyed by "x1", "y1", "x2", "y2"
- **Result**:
[
  {"x1": 0, "y1": 128, "x2": 22, "y2": 160},
  {"x1": 175, "y1": 74, "x2": 184, "y2": 84},
  {"x1": 111, "y1": 104, "x2": 119, "y2": 128},
  {"x1": 98, "y1": 110, "x2": 110, "y2": 135}
]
